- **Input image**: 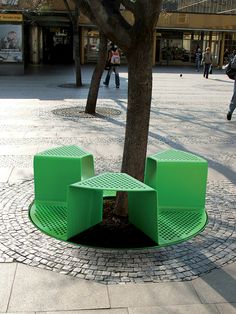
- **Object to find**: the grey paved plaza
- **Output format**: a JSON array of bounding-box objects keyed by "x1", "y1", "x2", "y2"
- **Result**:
[{"x1": 0, "y1": 65, "x2": 235, "y2": 313}]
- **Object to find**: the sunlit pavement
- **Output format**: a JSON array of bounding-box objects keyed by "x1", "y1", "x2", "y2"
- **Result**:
[{"x1": 0, "y1": 65, "x2": 235, "y2": 313}]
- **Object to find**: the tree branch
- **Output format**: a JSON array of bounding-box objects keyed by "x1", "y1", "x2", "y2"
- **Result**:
[
  {"x1": 135, "y1": 0, "x2": 162, "y2": 22},
  {"x1": 78, "y1": 0, "x2": 96, "y2": 24},
  {"x1": 129, "y1": 0, "x2": 162, "y2": 36},
  {"x1": 84, "y1": 0, "x2": 132, "y2": 51},
  {"x1": 77, "y1": 0, "x2": 162, "y2": 52}
]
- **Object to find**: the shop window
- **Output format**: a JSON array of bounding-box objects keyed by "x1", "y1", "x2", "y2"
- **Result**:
[
  {"x1": 43, "y1": 27, "x2": 72, "y2": 64},
  {"x1": 161, "y1": 35, "x2": 191, "y2": 64},
  {"x1": 212, "y1": 33, "x2": 219, "y2": 41},
  {"x1": 193, "y1": 33, "x2": 201, "y2": 40},
  {"x1": 83, "y1": 29, "x2": 100, "y2": 63},
  {"x1": 183, "y1": 33, "x2": 191, "y2": 40}
]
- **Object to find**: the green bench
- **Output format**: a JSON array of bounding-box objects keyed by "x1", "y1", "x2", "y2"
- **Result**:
[
  {"x1": 30, "y1": 147, "x2": 208, "y2": 246},
  {"x1": 34, "y1": 145, "x2": 95, "y2": 204},
  {"x1": 67, "y1": 172, "x2": 157, "y2": 241},
  {"x1": 144, "y1": 149, "x2": 208, "y2": 245},
  {"x1": 32, "y1": 145, "x2": 95, "y2": 241}
]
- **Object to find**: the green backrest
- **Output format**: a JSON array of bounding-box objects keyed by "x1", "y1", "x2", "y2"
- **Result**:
[
  {"x1": 145, "y1": 149, "x2": 208, "y2": 210},
  {"x1": 34, "y1": 145, "x2": 94, "y2": 203}
]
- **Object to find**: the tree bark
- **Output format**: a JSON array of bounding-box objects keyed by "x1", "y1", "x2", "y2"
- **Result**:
[
  {"x1": 85, "y1": 33, "x2": 107, "y2": 114},
  {"x1": 123, "y1": 37, "x2": 153, "y2": 180},
  {"x1": 63, "y1": 0, "x2": 82, "y2": 87},
  {"x1": 77, "y1": 0, "x2": 162, "y2": 217},
  {"x1": 73, "y1": 6, "x2": 82, "y2": 87},
  {"x1": 114, "y1": 35, "x2": 154, "y2": 217}
]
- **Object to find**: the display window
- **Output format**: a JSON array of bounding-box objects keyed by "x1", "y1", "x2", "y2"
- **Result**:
[{"x1": 0, "y1": 23, "x2": 22, "y2": 63}]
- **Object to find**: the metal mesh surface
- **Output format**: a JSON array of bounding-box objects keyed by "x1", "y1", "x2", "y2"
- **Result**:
[
  {"x1": 30, "y1": 202, "x2": 207, "y2": 246},
  {"x1": 36, "y1": 145, "x2": 88, "y2": 158},
  {"x1": 31, "y1": 203, "x2": 67, "y2": 239},
  {"x1": 151, "y1": 149, "x2": 205, "y2": 162},
  {"x1": 158, "y1": 209, "x2": 207, "y2": 245},
  {"x1": 73, "y1": 172, "x2": 153, "y2": 191}
]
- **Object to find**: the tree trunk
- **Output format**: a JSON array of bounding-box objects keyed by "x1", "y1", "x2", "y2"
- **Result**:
[
  {"x1": 85, "y1": 34, "x2": 107, "y2": 114},
  {"x1": 73, "y1": 7, "x2": 82, "y2": 87},
  {"x1": 114, "y1": 35, "x2": 154, "y2": 217},
  {"x1": 74, "y1": 26, "x2": 82, "y2": 87}
]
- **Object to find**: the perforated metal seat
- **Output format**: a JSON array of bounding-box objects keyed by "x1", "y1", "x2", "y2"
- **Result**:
[
  {"x1": 34, "y1": 145, "x2": 95, "y2": 204},
  {"x1": 145, "y1": 149, "x2": 208, "y2": 210},
  {"x1": 144, "y1": 149, "x2": 208, "y2": 245},
  {"x1": 67, "y1": 172, "x2": 158, "y2": 241}
]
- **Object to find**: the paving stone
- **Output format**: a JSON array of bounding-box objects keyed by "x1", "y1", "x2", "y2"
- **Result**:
[
  {"x1": 1, "y1": 180, "x2": 235, "y2": 287},
  {"x1": 0, "y1": 69, "x2": 236, "y2": 285}
]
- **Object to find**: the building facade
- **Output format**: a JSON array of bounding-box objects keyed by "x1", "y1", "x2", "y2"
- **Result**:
[
  {"x1": 0, "y1": 0, "x2": 236, "y2": 74},
  {"x1": 0, "y1": 0, "x2": 74, "y2": 74}
]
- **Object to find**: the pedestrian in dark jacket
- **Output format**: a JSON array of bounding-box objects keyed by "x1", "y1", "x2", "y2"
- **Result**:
[
  {"x1": 227, "y1": 54, "x2": 236, "y2": 121},
  {"x1": 195, "y1": 48, "x2": 202, "y2": 72},
  {"x1": 202, "y1": 47, "x2": 212, "y2": 79}
]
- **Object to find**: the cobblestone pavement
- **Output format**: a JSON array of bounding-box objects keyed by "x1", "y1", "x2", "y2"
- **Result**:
[{"x1": 0, "y1": 65, "x2": 235, "y2": 284}]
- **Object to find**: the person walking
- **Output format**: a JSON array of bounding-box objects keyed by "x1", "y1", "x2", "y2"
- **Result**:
[
  {"x1": 202, "y1": 47, "x2": 212, "y2": 79},
  {"x1": 223, "y1": 49, "x2": 230, "y2": 64},
  {"x1": 103, "y1": 43, "x2": 120, "y2": 88},
  {"x1": 227, "y1": 53, "x2": 236, "y2": 121},
  {"x1": 195, "y1": 48, "x2": 202, "y2": 72}
]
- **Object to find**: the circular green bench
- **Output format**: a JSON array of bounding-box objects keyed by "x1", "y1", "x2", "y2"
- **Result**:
[{"x1": 30, "y1": 148, "x2": 208, "y2": 247}]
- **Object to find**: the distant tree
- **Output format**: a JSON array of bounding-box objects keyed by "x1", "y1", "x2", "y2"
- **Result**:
[
  {"x1": 85, "y1": 32, "x2": 107, "y2": 114},
  {"x1": 78, "y1": 0, "x2": 108, "y2": 113},
  {"x1": 63, "y1": 0, "x2": 82, "y2": 87},
  {"x1": 78, "y1": 0, "x2": 162, "y2": 216}
]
